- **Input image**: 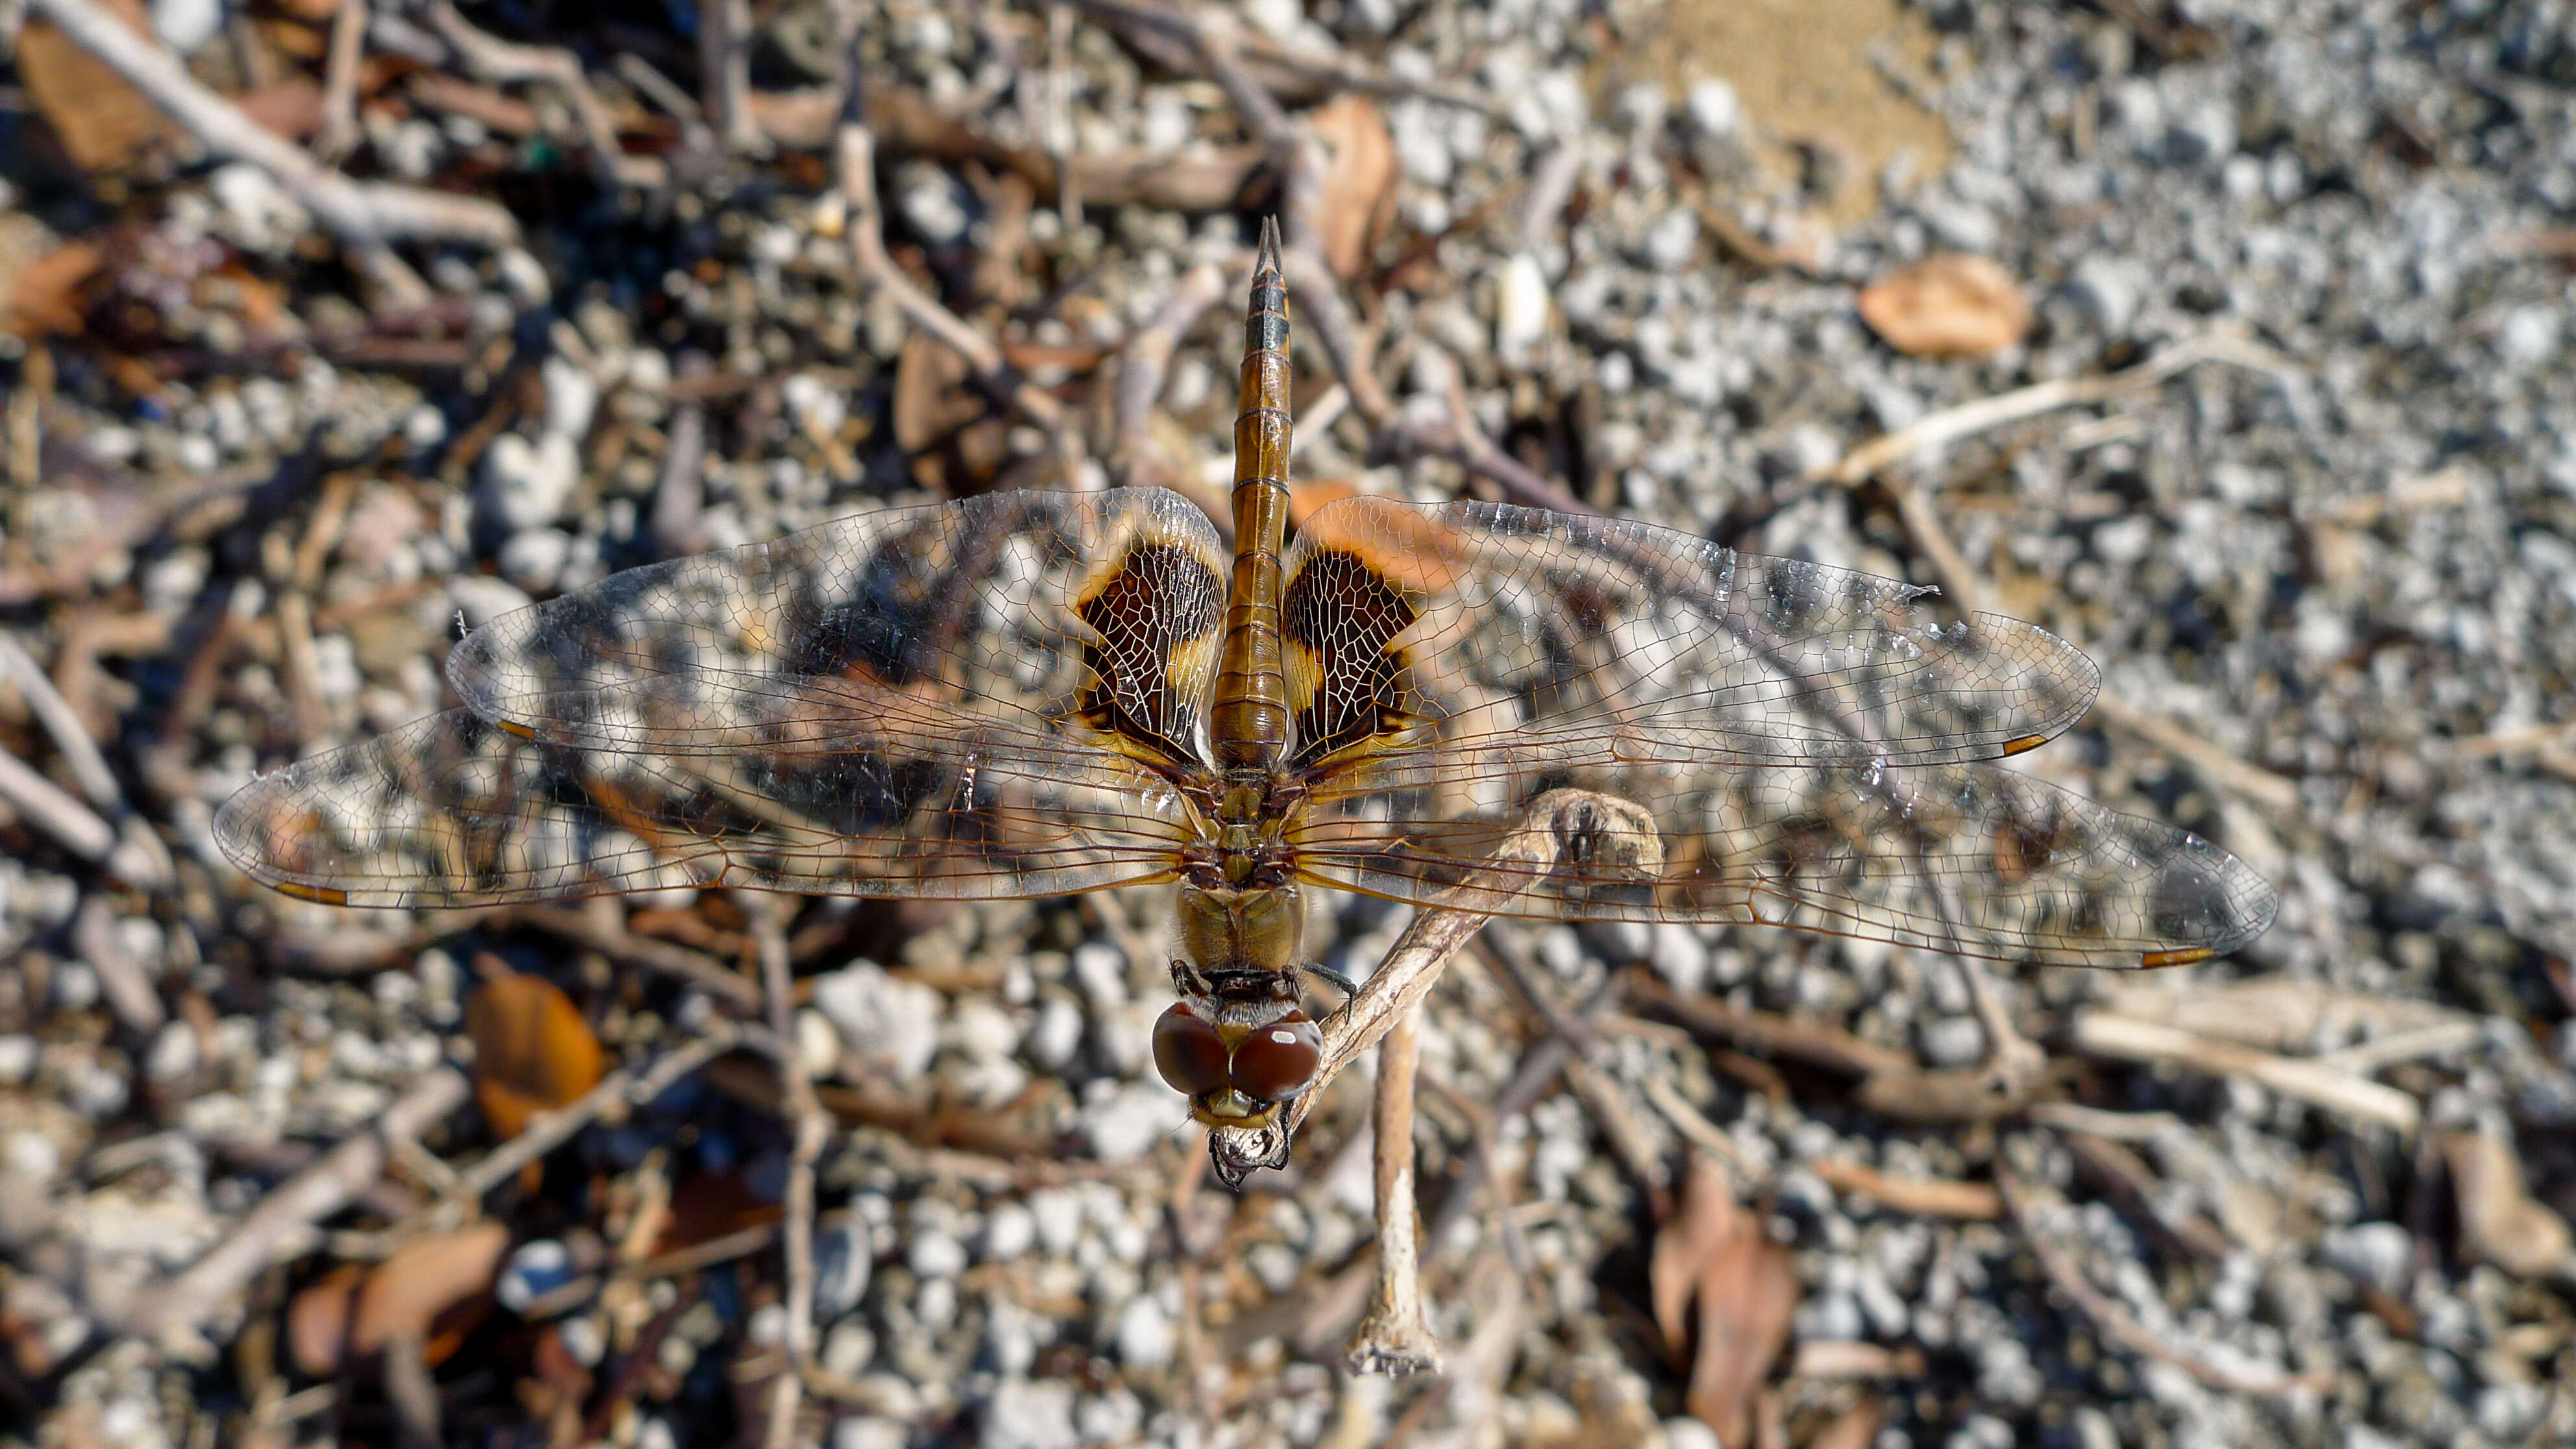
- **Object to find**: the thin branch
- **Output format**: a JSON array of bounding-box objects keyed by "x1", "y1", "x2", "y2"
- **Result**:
[
  {"x1": 317, "y1": 0, "x2": 368, "y2": 161},
  {"x1": 123, "y1": 1069, "x2": 471, "y2": 1353},
  {"x1": 0, "y1": 746, "x2": 166, "y2": 886},
  {"x1": 2071, "y1": 1011, "x2": 2420, "y2": 1133},
  {"x1": 1996, "y1": 1163, "x2": 2331, "y2": 1398},
  {"x1": 424, "y1": 1, "x2": 663, "y2": 188},
  {"x1": 23, "y1": 0, "x2": 519, "y2": 257},
  {"x1": 1346, "y1": 1002, "x2": 1441, "y2": 1375},
  {"x1": 447, "y1": 1025, "x2": 743, "y2": 1203},
  {"x1": 833, "y1": 120, "x2": 1071, "y2": 432},
  {"x1": 1113, "y1": 259, "x2": 1232, "y2": 482},
  {"x1": 699, "y1": 0, "x2": 765, "y2": 154},
  {"x1": 745, "y1": 897, "x2": 828, "y2": 1449},
  {"x1": 0, "y1": 632, "x2": 121, "y2": 811},
  {"x1": 1813, "y1": 332, "x2": 2301, "y2": 488}
]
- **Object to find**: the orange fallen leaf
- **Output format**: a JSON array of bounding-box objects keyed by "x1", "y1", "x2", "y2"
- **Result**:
[
  {"x1": 467, "y1": 967, "x2": 604, "y2": 1139},
  {"x1": 18, "y1": 0, "x2": 170, "y2": 173},
  {"x1": 1855, "y1": 253, "x2": 2031, "y2": 359},
  {"x1": 5, "y1": 242, "x2": 104, "y2": 340},
  {"x1": 1306, "y1": 93, "x2": 1396, "y2": 279},
  {"x1": 1650, "y1": 1156, "x2": 1800, "y2": 1446}
]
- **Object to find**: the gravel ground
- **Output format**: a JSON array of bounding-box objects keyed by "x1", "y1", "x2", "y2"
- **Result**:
[{"x1": 3, "y1": 1, "x2": 2576, "y2": 1447}]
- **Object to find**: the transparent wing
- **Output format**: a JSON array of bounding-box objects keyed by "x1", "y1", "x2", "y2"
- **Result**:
[
  {"x1": 219, "y1": 488, "x2": 1232, "y2": 908},
  {"x1": 1276, "y1": 495, "x2": 2101, "y2": 773},
  {"x1": 1289, "y1": 743, "x2": 2276, "y2": 967},
  {"x1": 216, "y1": 704, "x2": 1195, "y2": 908},
  {"x1": 449, "y1": 487, "x2": 1229, "y2": 772},
  {"x1": 1274, "y1": 498, "x2": 2272, "y2": 966}
]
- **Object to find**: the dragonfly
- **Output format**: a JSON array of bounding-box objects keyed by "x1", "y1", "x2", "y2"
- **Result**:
[{"x1": 219, "y1": 221, "x2": 2275, "y2": 1178}]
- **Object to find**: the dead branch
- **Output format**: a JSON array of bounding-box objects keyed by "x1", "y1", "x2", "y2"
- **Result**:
[
  {"x1": 73, "y1": 895, "x2": 164, "y2": 1035},
  {"x1": 424, "y1": 1, "x2": 664, "y2": 189},
  {"x1": 1814, "y1": 332, "x2": 2301, "y2": 488},
  {"x1": 2071, "y1": 1011, "x2": 2419, "y2": 1133},
  {"x1": 1112, "y1": 258, "x2": 1232, "y2": 483},
  {"x1": 0, "y1": 633, "x2": 119, "y2": 813},
  {"x1": 698, "y1": 0, "x2": 765, "y2": 155},
  {"x1": 446, "y1": 1024, "x2": 743, "y2": 1204},
  {"x1": 123, "y1": 1069, "x2": 471, "y2": 1354},
  {"x1": 744, "y1": 897, "x2": 827, "y2": 1449},
  {"x1": 834, "y1": 116, "x2": 1083, "y2": 491},
  {"x1": 24, "y1": 0, "x2": 518, "y2": 260},
  {"x1": 1346, "y1": 1002, "x2": 1441, "y2": 1376},
  {"x1": 1805, "y1": 1158, "x2": 2001, "y2": 1220},
  {"x1": 0, "y1": 745, "x2": 166, "y2": 886},
  {"x1": 510, "y1": 904, "x2": 760, "y2": 1008},
  {"x1": 318, "y1": 0, "x2": 367, "y2": 160},
  {"x1": 1996, "y1": 1163, "x2": 2331, "y2": 1397},
  {"x1": 2086, "y1": 692, "x2": 2303, "y2": 814}
]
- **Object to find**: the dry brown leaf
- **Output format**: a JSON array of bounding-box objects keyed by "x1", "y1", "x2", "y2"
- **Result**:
[
  {"x1": 466, "y1": 968, "x2": 604, "y2": 1139},
  {"x1": 892, "y1": 328, "x2": 1008, "y2": 492},
  {"x1": 1306, "y1": 93, "x2": 1396, "y2": 279},
  {"x1": 1855, "y1": 253, "x2": 2031, "y2": 359},
  {"x1": 18, "y1": 0, "x2": 171, "y2": 173},
  {"x1": 2444, "y1": 1128, "x2": 2574, "y2": 1280},
  {"x1": 352, "y1": 1222, "x2": 509, "y2": 1361},
  {"x1": 1650, "y1": 1155, "x2": 1800, "y2": 1446},
  {"x1": 4, "y1": 241, "x2": 103, "y2": 340},
  {"x1": 286, "y1": 1263, "x2": 368, "y2": 1377}
]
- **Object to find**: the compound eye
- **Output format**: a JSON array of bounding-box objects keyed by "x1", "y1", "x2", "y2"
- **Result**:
[
  {"x1": 1152, "y1": 1004, "x2": 1230, "y2": 1096},
  {"x1": 1228, "y1": 1010, "x2": 1323, "y2": 1101}
]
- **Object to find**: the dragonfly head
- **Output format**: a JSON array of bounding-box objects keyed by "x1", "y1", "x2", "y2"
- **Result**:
[{"x1": 1152, "y1": 1000, "x2": 1324, "y2": 1134}]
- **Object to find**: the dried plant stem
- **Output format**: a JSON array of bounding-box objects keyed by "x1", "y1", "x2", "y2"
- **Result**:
[
  {"x1": 124, "y1": 1069, "x2": 470, "y2": 1353},
  {"x1": 746, "y1": 898, "x2": 828, "y2": 1449},
  {"x1": 0, "y1": 633, "x2": 122, "y2": 811},
  {"x1": 1997, "y1": 1163, "x2": 2331, "y2": 1397},
  {"x1": 834, "y1": 116, "x2": 1082, "y2": 487},
  {"x1": 318, "y1": 0, "x2": 368, "y2": 160},
  {"x1": 1806, "y1": 1159, "x2": 2002, "y2": 1220},
  {"x1": 446, "y1": 1024, "x2": 743, "y2": 1204},
  {"x1": 1347, "y1": 1002, "x2": 1441, "y2": 1374},
  {"x1": 2072, "y1": 1011, "x2": 2419, "y2": 1133},
  {"x1": 425, "y1": 1, "x2": 662, "y2": 188},
  {"x1": 699, "y1": 0, "x2": 765, "y2": 154},
  {"x1": 23, "y1": 0, "x2": 518, "y2": 264},
  {"x1": 1814, "y1": 332, "x2": 2300, "y2": 488},
  {"x1": 1113, "y1": 258, "x2": 1232, "y2": 478}
]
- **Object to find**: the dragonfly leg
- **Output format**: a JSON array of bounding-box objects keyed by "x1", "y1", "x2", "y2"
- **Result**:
[{"x1": 1300, "y1": 961, "x2": 1361, "y2": 1018}]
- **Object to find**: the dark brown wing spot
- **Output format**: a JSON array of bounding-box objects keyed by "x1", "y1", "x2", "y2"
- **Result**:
[
  {"x1": 1281, "y1": 547, "x2": 1418, "y2": 768},
  {"x1": 1077, "y1": 539, "x2": 1223, "y2": 767}
]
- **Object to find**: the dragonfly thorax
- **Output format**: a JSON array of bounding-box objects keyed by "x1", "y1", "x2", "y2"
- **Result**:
[{"x1": 1174, "y1": 880, "x2": 1304, "y2": 975}]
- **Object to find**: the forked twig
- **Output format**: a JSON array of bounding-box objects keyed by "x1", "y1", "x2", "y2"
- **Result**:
[
  {"x1": 23, "y1": 0, "x2": 517, "y2": 265},
  {"x1": 744, "y1": 898, "x2": 828, "y2": 1449}
]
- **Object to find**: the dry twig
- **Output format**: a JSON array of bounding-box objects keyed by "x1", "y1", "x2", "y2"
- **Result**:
[
  {"x1": 2072, "y1": 1011, "x2": 2420, "y2": 1133},
  {"x1": 744, "y1": 897, "x2": 830, "y2": 1446},
  {"x1": 23, "y1": 0, "x2": 517, "y2": 280},
  {"x1": 1346, "y1": 1002, "x2": 1441, "y2": 1375},
  {"x1": 124, "y1": 1069, "x2": 470, "y2": 1354},
  {"x1": 1996, "y1": 1163, "x2": 2331, "y2": 1397}
]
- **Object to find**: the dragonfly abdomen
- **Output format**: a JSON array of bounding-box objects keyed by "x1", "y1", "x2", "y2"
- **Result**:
[{"x1": 1211, "y1": 219, "x2": 1294, "y2": 778}]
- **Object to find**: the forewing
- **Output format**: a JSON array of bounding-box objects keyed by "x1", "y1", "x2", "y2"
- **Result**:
[
  {"x1": 446, "y1": 487, "x2": 1228, "y2": 773},
  {"x1": 216, "y1": 705, "x2": 1193, "y2": 908},
  {"x1": 1289, "y1": 745, "x2": 2276, "y2": 967},
  {"x1": 1278, "y1": 496, "x2": 2101, "y2": 771}
]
